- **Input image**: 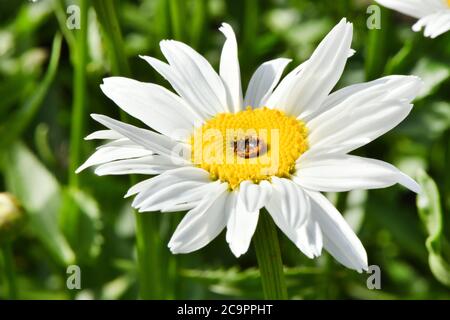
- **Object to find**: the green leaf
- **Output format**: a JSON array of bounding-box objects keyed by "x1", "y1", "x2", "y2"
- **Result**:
[
  {"x1": 416, "y1": 169, "x2": 450, "y2": 287},
  {"x1": 61, "y1": 187, "x2": 104, "y2": 263},
  {"x1": 384, "y1": 38, "x2": 414, "y2": 75},
  {"x1": 0, "y1": 33, "x2": 62, "y2": 149},
  {"x1": 181, "y1": 266, "x2": 322, "y2": 298},
  {"x1": 282, "y1": 18, "x2": 333, "y2": 61},
  {"x1": 1, "y1": 142, "x2": 74, "y2": 266},
  {"x1": 100, "y1": 274, "x2": 135, "y2": 300},
  {"x1": 398, "y1": 101, "x2": 450, "y2": 143},
  {"x1": 412, "y1": 58, "x2": 450, "y2": 100},
  {"x1": 343, "y1": 190, "x2": 367, "y2": 233},
  {"x1": 12, "y1": 0, "x2": 53, "y2": 35},
  {"x1": 365, "y1": 7, "x2": 390, "y2": 80}
]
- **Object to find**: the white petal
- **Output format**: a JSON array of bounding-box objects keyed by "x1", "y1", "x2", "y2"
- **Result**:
[
  {"x1": 297, "y1": 219, "x2": 323, "y2": 258},
  {"x1": 267, "y1": 18, "x2": 353, "y2": 119},
  {"x1": 266, "y1": 47, "x2": 354, "y2": 112},
  {"x1": 294, "y1": 154, "x2": 421, "y2": 193},
  {"x1": 159, "y1": 185, "x2": 209, "y2": 213},
  {"x1": 413, "y1": 11, "x2": 450, "y2": 38},
  {"x1": 159, "y1": 40, "x2": 228, "y2": 115},
  {"x1": 91, "y1": 114, "x2": 190, "y2": 164},
  {"x1": 427, "y1": 12, "x2": 450, "y2": 38},
  {"x1": 265, "y1": 179, "x2": 322, "y2": 258},
  {"x1": 306, "y1": 190, "x2": 368, "y2": 272},
  {"x1": 84, "y1": 130, "x2": 123, "y2": 140},
  {"x1": 244, "y1": 58, "x2": 291, "y2": 108},
  {"x1": 264, "y1": 60, "x2": 308, "y2": 107},
  {"x1": 140, "y1": 55, "x2": 213, "y2": 120},
  {"x1": 76, "y1": 145, "x2": 152, "y2": 173},
  {"x1": 125, "y1": 178, "x2": 154, "y2": 198},
  {"x1": 100, "y1": 77, "x2": 200, "y2": 141},
  {"x1": 226, "y1": 190, "x2": 259, "y2": 257},
  {"x1": 219, "y1": 23, "x2": 243, "y2": 113},
  {"x1": 306, "y1": 76, "x2": 422, "y2": 154},
  {"x1": 137, "y1": 180, "x2": 214, "y2": 213},
  {"x1": 375, "y1": 0, "x2": 445, "y2": 19},
  {"x1": 96, "y1": 138, "x2": 139, "y2": 149},
  {"x1": 270, "y1": 177, "x2": 309, "y2": 229},
  {"x1": 128, "y1": 166, "x2": 211, "y2": 209},
  {"x1": 319, "y1": 75, "x2": 419, "y2": 113},
  {"x1": 168, "y1": 182, "x2": 229, "y2": 253},
  {"x1": 94, "y1": 155, "x2": 182, "y2": 176},
  {"x1": 239, "y1": 180, "x2": 273, "y2": 212}
]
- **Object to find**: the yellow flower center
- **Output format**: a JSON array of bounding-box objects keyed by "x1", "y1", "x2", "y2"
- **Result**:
[
  {"x1": 190, "y1": 107, "x2": 308, "y2": 189},
  {"x1": 448, "y1": 0, "x2": 450, "y2": 7}
]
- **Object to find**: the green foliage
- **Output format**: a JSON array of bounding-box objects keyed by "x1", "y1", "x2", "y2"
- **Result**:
[
  {"x1": 0, "y1": 0, "x2": 449, "y2": 300},
  {"x1": 61, "y1": 187, "x2": 103, "y2": 263},
  {"x1": 1, "y1": 142, "x2": 74, "y2": 266},
  {"x1": 416, "y1": 169, "x2": 450, "y2": 287}
]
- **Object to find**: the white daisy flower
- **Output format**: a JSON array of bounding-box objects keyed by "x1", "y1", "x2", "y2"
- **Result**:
[
  {"x1": 375, "y1": 0, "x2": 450, "y2": 38},
  {"x1": 78, "y1": 18, "x2": 422, "y2": 273}
]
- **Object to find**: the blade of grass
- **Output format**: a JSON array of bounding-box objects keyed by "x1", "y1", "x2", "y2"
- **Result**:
[
  {"x1": 365, "y1": 7, "x2": 390, "y2": 81},
  {"x1": 0, "y1": 33, "x2": 62, "y2": 149},
  {"x1": 417, "y1": 169, "x2": 450, "y2": 287},
  {"x1": 243, "y1": 0, "x2": 258, "y2": 47},
  {"x1": 93, "y1": 0, "x2": 171, "y2": 299},
  {"x1": 92, "y1": 0, "x2": 130, "y2": 76},
  {"x1": 66, "y1": 0, "x2": 88, "y2": 250},
  {"x1": 135, "y1": 213, "x2": 165, "y2": 299},
  {"x1": 2, "y1": 142, "x2": 75, "y2": 267},
  {"x1": 68, "y1": 0, "x2": 88, "y2": 187},
  {"x1": 2, "y1": 243, "x2": 17, "y2": 299},
  {"x1": 241, "y1": 0, "x2": 258, "y2": 81},
  {"x1": 154, "y1": 0, "x2": 170, "y2": 41},
  {"x1": 169, "y1": 0, "x2": 185, "y2": 41},
  {"x1": 190, "y1": 0, "x2": 206, "y2": 49},
  {"x1": 446, "y1": 130, "x2": 450, "y2": 212},
  {"x1": 52, "y1": 0, "x2": 76, "y2": 55}
]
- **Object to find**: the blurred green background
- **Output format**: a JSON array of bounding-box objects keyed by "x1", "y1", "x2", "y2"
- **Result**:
[{"x1": 0, "y1": 0, "x2": 449, "y2": 300}]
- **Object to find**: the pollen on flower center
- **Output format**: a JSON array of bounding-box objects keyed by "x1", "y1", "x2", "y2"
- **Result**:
[{"x1": 190, "y1": 107, "x2": 309, "y2": 189}]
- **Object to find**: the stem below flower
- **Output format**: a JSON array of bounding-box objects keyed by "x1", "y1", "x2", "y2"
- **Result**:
[
  {"x1": 2, "y1": 243, "x2": 17, "y2": 299},
  {"x1": 253, "y1": 209, "x2": 288, "y2": 299},
  {"x1": 68, "y1": 0, "x2": 88, "y2": 188},
  {"x1": 135, "y1": 214, "x2": 163, "y2": 299}
]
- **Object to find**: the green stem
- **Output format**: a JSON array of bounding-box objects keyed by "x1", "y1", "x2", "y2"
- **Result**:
[
  {"x1": 2, "y1": 243, "x2": 17, "y2": 299},
  {"x1": 253, "y1": 209, "x2": 288, "y2": 300},
  {"x1": 93, "y1": 1, "x2": 169, "y2": 299},
  {"x1": 190, "y1": 0, "x2": 206, "y2": 48},
  {"x1": 241, "y1": 0, "x2": 258, "y2": 83},
  {"x1": 445, "y1": 130, "x2": 450, "y2": 212},
  {"x1": 69, "y1": 0, "x2": 88, "y2": 187},
  {"x1": 66, "y1": 0, "x2": 88, "y2": 247},
  {"x1": 53, "y1": 0, "x2": 76, "y2": 54},
  {"x1": 135, "y1": 214, "x2": 163, "y2": 299},
  {"x1": 93, "y1": 0, "x2": 131, "y2": 76},
  {"x1": 365, "y1": 7, "x2": 390, "y2": 81},
  {"x1": 0, "y1": 33, "x2": 62, "y2": 149},
  {"x1": 154, "y1": 0, "x2": 170, "y2": 41},
  {"x1": 169, "y1": 0, "x2": 185, "y2": 41}
]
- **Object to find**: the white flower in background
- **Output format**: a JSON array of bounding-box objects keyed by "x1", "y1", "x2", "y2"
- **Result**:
[
  {"x1": 78, "y1": 19, "x2": 422, "y2": 272},
  {"x1": 375, "y1": 0, "x2": 450, "y2": 38}
]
